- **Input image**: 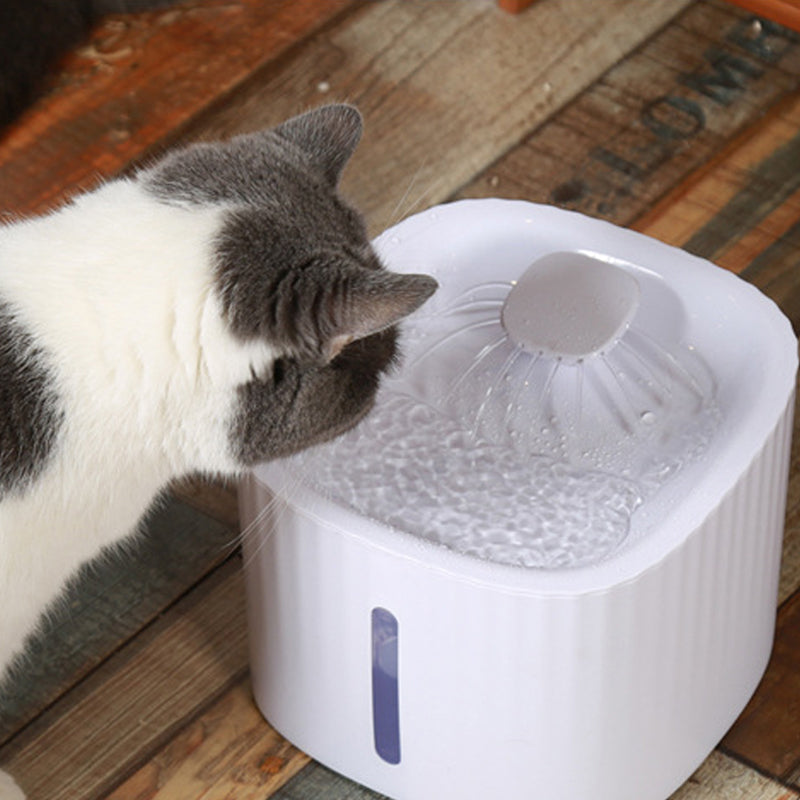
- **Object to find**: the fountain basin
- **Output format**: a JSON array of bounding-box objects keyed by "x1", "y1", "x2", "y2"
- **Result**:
[{"x1": 240, "y1": 200, "x2": 797, "y2": 800}]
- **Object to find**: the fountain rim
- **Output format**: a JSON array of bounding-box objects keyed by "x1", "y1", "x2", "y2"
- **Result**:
[{"x1": 252, "y1": 200, "x2": 798, "y2": 597}]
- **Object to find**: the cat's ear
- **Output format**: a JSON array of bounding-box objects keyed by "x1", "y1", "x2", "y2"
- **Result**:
[
  {"x1": 322, "y1": 270, "x2": 438, "y2": 362},
  {"x1": 275, "y1": 104, "x2": 363, "y2": 186}
]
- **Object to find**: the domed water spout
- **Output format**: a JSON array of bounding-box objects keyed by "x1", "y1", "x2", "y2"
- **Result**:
[{"x1": 501, "y1": 252, "x2": 640, "y2": 363}]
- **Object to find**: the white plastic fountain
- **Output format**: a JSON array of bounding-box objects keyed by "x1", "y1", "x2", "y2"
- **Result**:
[{"x1": 240, "y1": 200, "x2": 797, "y2": 800}]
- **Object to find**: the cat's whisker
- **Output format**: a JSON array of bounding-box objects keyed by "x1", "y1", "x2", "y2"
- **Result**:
[
  {"x1": 393, "y1": 173, "x2": 446, "y2": 226},
  {"x1": 212, "y1": 465, "x2": 304, "y2": 562},
  {"x1": 385, "y1": 159, "x2": 430, "y2": 231},
  {"x1": 239, "y1": 467, "x2": 307, "y2": 571}
]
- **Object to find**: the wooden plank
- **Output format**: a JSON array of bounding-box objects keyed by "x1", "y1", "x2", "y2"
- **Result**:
[
  {"x1": 105, "y1": 679, "x2": 310, "y2": 800},
  {"x1": 457, "y1": 0, "x2": 800, "y2": 227},
  {"x1": 271, "y1": 762, "x2": 389, "y2": 800},
  {"x1": 0, "y1": 559, "x2": 249, "y2": 799},
  {"x1": 170, "y1": 475, "x2": 239, "y2": 531},
  {"x1": 171, "y1": 0, "x2": 694, "y2": 237},
  {"x1": 270, "y1": 754, "x2": 800, "y2": 800},
  {"x1": 722, "y1": 591, "x2": 800, "y2": 787},
  {"x1": 0, "y1": 497, "x2": 236, "y2": 745},
  {"x1": 669, "y1": 751, "x2": 799, "y2": 799},
  {"x1": 0, "y1": 0, "x2": 358, "y2": 217}
]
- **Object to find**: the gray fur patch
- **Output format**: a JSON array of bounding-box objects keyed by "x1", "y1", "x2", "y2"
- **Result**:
[
  {"x1": 230, "y1": 328, "x2": 399, "y2": 465},
  {"x1": 213, "y1": 197, "x2": 375, "y2": 354},
  {"x1": 142, "y1": 105, "x2": 437, "y2": 466},
  {"x1": 143, "y1": 105, "x2": 363, "y2": 209},
  {"x1": 0, "y1": 298, "x2": 64, "y2": 496}
]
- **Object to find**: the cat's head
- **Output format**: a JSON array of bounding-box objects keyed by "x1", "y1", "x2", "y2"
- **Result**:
[{"x1": 143, "y1": 104, "x2": 437, "y2": 463}]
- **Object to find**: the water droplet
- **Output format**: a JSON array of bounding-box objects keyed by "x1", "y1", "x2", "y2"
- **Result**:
[{"x1": 640, "y1": 411, "x2": 656, "y2": 425}]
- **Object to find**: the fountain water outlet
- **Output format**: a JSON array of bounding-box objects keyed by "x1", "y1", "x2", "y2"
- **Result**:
[{"x1": 501, "y1": 251, "x2": 640, "y2": 363}]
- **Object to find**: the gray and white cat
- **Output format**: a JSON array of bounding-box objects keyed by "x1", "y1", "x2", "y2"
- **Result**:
[{"x1": 0, "y1": 104, "x2": 436, "y2": 798}]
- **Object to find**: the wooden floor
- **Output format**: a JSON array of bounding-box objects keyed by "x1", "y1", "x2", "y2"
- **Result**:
[{"x1": 1, "y1": 0, "x2": 800, "y2": 797}]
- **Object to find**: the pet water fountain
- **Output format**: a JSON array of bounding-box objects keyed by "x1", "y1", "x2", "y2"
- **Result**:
[{"x1": 239, "y1": 200, "x2": 797, "y2": 800}]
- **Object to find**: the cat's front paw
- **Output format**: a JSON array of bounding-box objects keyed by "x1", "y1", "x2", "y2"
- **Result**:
[{"x1": 0, "y1": 769, "x2": 26, "y2": 800}]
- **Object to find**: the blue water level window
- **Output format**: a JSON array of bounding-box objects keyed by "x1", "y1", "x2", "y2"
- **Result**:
[{"x1": 371, "y1": 607, "x2": 401, "y2": 764}]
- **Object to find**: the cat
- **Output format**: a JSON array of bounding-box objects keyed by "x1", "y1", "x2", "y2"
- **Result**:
[
  {"x1": 0, "y1": 103, "x2": 437, "y2": 798},
  {"x1": 0, "y1": 0, "x2": 180, "y2": 128}
]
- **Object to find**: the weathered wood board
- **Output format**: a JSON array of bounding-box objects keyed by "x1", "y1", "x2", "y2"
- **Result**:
[
  {"x1": 105, "y1": 680, "x2": 310, "y2": 800},
  {"x1": 457, "y1": 2, "x2": 800, "y2": 229},
  {"x1": 0, "y1": 0, "x2": 358, "y2": 217},
  {"x1": 168, "y1": 0, "x2": 696, "y2": 236}
]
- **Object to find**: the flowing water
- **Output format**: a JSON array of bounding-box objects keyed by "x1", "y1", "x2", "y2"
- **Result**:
[{"x1": 284, "y1": 278, "x2": 721, "y2": 569}]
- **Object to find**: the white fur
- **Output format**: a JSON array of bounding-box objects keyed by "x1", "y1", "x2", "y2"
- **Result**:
[
  {"x1": 0, "y1": 769, "x2": 25, "y2": 800},
  {"x1": 0, "y1": 179, "x2": 277, "y2": 677}
]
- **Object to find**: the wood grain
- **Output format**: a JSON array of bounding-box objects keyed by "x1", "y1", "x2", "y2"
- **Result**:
[
  {"x1": 457, "y1": 0, "x2": 800, "y2": 227},
  {"x1": 271, "y1": 762, "x2": 391, "y2": 800},
  {"x1": 170, "y1": 475, "x2": 239, "y2": 531},
  {"x1": 722, "y1": 591, "x2": 800, "y2": 786},
  {"x1": 669, "y1": 751, "x2": 799, "y2": 799},
  {"x1": 0, "y1": 560, "x2": 249, "y2": 799},
  {"x1": 106, "y1": 680, "x2": 309, "y2": 800},
  {"x1": 170, "y1": 0, "x2": 694, "y2": 236},
  {"x1": 497, "y1": 0, "x2": 539, "y2": 13},
  {"x1": 0, "y1": 0, "x2": 357, "y2": 217}
]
